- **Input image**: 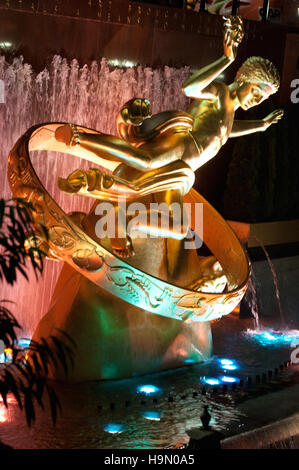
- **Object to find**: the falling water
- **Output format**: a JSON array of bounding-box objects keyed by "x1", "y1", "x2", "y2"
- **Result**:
[
  {"x1": 0, "y1": 54, "x2": 190, "y2": 337},
  {"x1": 243, "y1": 266, "x2": 260, "y2": 330},
  {"x1": 248, "y1": 235, "x2": 286, "y2": 327}
]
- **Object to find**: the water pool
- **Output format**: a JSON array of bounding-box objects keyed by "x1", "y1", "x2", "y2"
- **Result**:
[{"x1": 0, "y1": 316, "x2": 298, "y2": 449}]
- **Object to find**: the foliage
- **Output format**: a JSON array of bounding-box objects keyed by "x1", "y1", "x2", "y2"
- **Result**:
[
  {"x1": 0, "y1": 198, "x2": 76, "y2": 429},
  {"x1": 0, "y1": 326, "x2": 75, "y2": 427},
  {"x1": 0, "y1": 198, "x2": 46, "y2": 284}
]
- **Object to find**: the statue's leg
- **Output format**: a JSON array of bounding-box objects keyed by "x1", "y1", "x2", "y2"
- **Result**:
[
  {"x1": 78, "y1": 132, "x2": 153, "y2": 171},
  {"x1": 55, "y1": 125, "x2": 151, "y2": 170},
  {"x1": 58, "y1": 160, "x2": 195, "y2": 201},
  {"x1": 55, "y1": 124, "x2": 190, "y2": 172},
  {"x1": 109, "y1": 194, "x2": 189, "y2": 258},
  {"x1": 108, "y1": 203, "x2": 135, "y2": 258}
]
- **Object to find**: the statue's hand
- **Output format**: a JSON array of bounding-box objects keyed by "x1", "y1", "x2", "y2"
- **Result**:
[
  {"x1": 121, "y1": 98, "x2": 152, "y2": 126},
  {"x1": 223, "y1": 15, "x2": 244, "y2": 62},
  {"x1": 263, "y1": 109, "x2": 284, "y2": 130}
]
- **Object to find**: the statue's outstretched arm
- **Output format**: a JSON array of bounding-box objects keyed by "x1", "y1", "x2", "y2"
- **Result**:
[
  {"x1": 230, "y1": 119, "x2": 267, "y2": 137},
  {"x1": 182, "y1": 16, "x2": 244, "y2": 99},
  {"x1": 230, "y1": 109, "x2": 284, "y2": 138}
]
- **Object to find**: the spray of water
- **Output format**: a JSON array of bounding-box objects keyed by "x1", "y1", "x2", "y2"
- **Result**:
[
  {"x1": 242, "y1": 235, "x2": 294, "y2": 343},
  {"x1": 244, "y1": 267, "x2": 260, "y2": 330},
  {"x1": 248, "y1": 235, "x2": 285, "y2": 327}
]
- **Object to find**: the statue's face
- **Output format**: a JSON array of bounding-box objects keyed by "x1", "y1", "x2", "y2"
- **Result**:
[{"x1": 237, "y1": 81, "x2": 271, "y2": 110}]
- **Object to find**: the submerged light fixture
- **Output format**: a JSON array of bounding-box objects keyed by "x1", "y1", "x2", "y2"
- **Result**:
[
  {"x1": 202, "y1": 378, "x2": 221, "y2": 386},
  {"x1": 137, "y1": 385, "x2": 160, "y2": 394},
  {"x1": 141, "y1": 411, "x2": 161, "y2": 421},
  {"x1": 220, "y1": 376, "x2": 239, "y2": 384},
  {"x1": 218, "y1": 358, "x2": 239, "y2": 370},
  {"x1": 103, "y1": 423, "x2": 124, "y2": 434}
]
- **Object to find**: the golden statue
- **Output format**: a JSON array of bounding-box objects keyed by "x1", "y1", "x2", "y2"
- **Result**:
[
  {"x1": 55, "y1": 16, "x2": 283, "y2": 257},
  {"x1": 7, "y1": 16, "x2": 283, "y2": 380}
]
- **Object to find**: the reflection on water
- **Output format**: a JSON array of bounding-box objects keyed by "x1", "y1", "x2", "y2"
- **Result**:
[
  {"x1": 245, "y1": 328, "x2": 299, "y2": 347},
  {"x1": 0, "y1": 383, "x2": 243, "y2": 449},
  {"x1": 0, "y1": 316, "x2": 297, "y2": 449}
]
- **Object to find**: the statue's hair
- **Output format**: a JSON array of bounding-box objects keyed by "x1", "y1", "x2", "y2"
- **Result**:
[{"x1": 235, "y1": 56, "x2": 280, "y2": 93}]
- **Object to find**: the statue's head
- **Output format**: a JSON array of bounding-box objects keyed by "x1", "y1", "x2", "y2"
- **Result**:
[{"x1": 235, "y1": 56, "x2": 280, "y2": 110}]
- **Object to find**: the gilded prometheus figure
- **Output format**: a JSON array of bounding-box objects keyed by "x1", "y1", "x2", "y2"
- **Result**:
[
  {"x1": 55, "y1": 16, "x2": 283, "y2": 257},
  {"x1": 8, "y1": 15, "x2": 284, "y2": 378},
  {"x1": 8, "y1": 15, "x2": 283, "y2": 336}
]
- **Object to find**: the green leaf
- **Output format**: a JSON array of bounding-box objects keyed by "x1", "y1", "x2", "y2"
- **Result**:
[
  {"x1": 46, "y1": 384, "x2": 62, "y2": 426},
  {"x1": 23, "y1": 388, "x2": 35, "y2": 427},
  {"x1": 2, "y1": 369, "x2": 23, "y2": 410},
  {"x1": 50, "y1": 336, "x2": 68, "y2": 376},
  {"x1": 0, "y1": 199, "x2": 5, "y2": 228},
  {"x1": 0, "y1": 382, "x2": 8, "y2": 408}
]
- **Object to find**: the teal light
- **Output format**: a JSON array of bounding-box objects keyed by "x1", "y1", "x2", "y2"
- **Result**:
[
  {"x1": 263, "y1": 332, "x2": 279, "y2": 341},
  {"x1": 137, "y1": 385, "x2": 160, "y2": 394},
  {"x1": 222, "y1": 364, "x2": 237, "y2": 370},
  {"x1": 218, "y1": 358, "x2": 238, "y2": 370},
  {"x1": 247, "y1": 329, "x2": 299, "y2": 346},
  {"x1": 103, "y1": 423, "x2": 124, "y2": 434},
  {"x1": 220, "y1": 376, "x2": 239, "y2": 383},
  {"x1": 141, "y1": 411, "x2": 161, "y2": 421},
  {"x1": 18, "y1": 338, "x2": 31, "y2": 348},
  {"x1": 219, "y1": 359, "x2": 234, "y2": 366},
  {"x1": 202, "y1": 378, "x2": 221, "y2": 386}
]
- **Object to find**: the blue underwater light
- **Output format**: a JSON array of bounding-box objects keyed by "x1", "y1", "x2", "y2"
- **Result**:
[
  {"x1": 103, "y1": 423, "x2": 124, "y2": 434},
  {"x1": 137, "y1": 385, "x2": 160, "y2": 394},
  {"x1": 202, "y1": 378, "x2": 221, "y2": 386},
  {"x1": 220, "y1": 376, "x2": 239, "y2": 384},
  {"x1": 219, "y1": 359, "x2": 234, "y2": 366},
  {"x1": 218, "y1": 358, "x2": 238, "y2": 370},
  {"x1": 184, "y1": 358, "x2": 196, "y2": 364},
  {"x1": 141, "y1": 411, "x2": 161, "y2": 421},
  {"x1": 18, "y1": 338, "x2": 31, "y2": 348}
]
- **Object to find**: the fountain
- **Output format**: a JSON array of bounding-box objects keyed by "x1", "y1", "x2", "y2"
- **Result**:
[
  {"x1": 0, "y1": 55, "x2": 191, "y2": 338},
  {"x1": 1, "y1": 8, "x2": 298, "y2": 450},
  {"x1": 6, "y1": 16, "x2": 262, "y2": 380}
]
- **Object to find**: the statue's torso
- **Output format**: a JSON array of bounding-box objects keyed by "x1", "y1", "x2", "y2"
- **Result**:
[{"x1": 184, "y1": 82, "x2": 235, "y2": 170}]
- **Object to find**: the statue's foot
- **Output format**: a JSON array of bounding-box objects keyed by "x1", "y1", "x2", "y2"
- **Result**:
[
  {"x1": 58, "y1": 168, "x2": 114, "y2": 197},
  {"x1": 111, "y1": 235, "x2": 135, "y2": 259},
  {"x1": 58, "y1": 169, "x2": 88, "y2": 194},
  {"x1": 188, "y1": 256, "x2": 227, "y2": 293}
]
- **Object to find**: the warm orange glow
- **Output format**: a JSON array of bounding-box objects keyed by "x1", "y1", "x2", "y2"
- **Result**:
[
  {"x1": 4, "y1": 348, "x2": 13, "y2": 356},
  {"x1": 0, "y1": 405, "x2": 8, "y2": 423},
  {"x1": 0, "y1": 396, "x2": 16, "y2": 404},
  {"x1": 0, "y1": 396, "x2": 16, "y2": 423}
]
